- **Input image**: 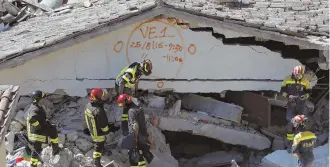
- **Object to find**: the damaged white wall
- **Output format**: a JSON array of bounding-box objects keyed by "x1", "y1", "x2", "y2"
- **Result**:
[{"x1": 0, "y1": 17, "x2": 301, "y2": 96}]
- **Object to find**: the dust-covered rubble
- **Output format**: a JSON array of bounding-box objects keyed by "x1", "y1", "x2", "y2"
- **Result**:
[
  {"x1": 5, "y1": 89, "x2": 179, "y2": 167},
  {"x1": 4, "y1": 90, "x2": 329, "y2": 167}
]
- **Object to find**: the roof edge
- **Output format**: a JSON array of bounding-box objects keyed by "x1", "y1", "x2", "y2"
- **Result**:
[
  {"x1": 0, "y1": 85, "x2": 20, "y2": 145},
  {"x1": 160, "y1": 0, "x2": 330, "y2": 39},
  {"x1": 0, "y1": 2, "x2": 159, "y2": 68},
  {"x1": 0, "y1": 3, "x2": 329, "y2": 69},
  {"x1": 160, "y1": 3, "x2": 329, "y2": 51}
]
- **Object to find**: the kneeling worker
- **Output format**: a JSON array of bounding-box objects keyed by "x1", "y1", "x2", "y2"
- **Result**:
[
  {"x1": 291, "y1": 115, "x2": 317, "y2": 167},
  {"x1": 27, "y1": 90, "x2": 61, "y2": 167},
  {"x1": 117, "y1": 94, "x2": 154, "y2": 167}
]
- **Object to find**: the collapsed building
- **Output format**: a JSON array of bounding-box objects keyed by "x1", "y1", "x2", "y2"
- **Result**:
[{"x1": 0, "y1": 0, "x2": 329, "y2": 166}]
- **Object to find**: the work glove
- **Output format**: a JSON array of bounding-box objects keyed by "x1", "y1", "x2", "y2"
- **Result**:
[
  {"x1": 109, "y1": 123, "x2": 120, "y2": 133},
  {"x1": 300, "y1": 94, "x2": 309, "y2": 100},
  {"x1": 288, "y1": 95, "x2": 295, "y2": 102}
]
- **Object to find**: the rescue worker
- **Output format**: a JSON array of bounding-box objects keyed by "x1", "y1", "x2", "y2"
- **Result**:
[
  {"x1": 117, "y1": 94, "x2": 154, "y2": 167},
  {"x1": 84, "y1": 88, "x2": 120, "y2": 167},
  {"x1": 115, "y1": 59, "x2": 153, "y2": 136},
  {"x1": 27, "y1": 90, "x2": 60, "y2": 167},
  {"x1": 291, "y1": 115, "x2": 317, "y2": 167},
  {"x1": 280, "y1": 65, "x2": 311, "y2": 151}
]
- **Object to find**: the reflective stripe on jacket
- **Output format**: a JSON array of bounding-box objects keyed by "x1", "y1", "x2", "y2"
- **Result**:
[
  {"x1": 116, "y1": 63, "x2": 139, "y2": 88},
  {"x1": 84, "y1": 102, "x2": 110, "y2": 142},
  {"x1": 292, "y1": 131, "x2": 316, "y2": 157},
  {"x1": 26, "y1": 104, "x2": 47, "y2": 143},
  {"x1": 281, "y1": 75, "x2": 311, "y2": 97}
]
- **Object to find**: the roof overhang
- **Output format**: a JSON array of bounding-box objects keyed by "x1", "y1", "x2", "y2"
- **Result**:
[{"x1": 0, "y1": 3, "x2": 328, "y2": 70}]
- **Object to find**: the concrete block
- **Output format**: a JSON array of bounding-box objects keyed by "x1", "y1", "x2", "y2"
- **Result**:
[
  {"x1": 169, "y1": 100, "x2": 181, "y2": 117},
  {"x1": 158, "y1": 117, "x2": 194, "y2": 132},
  {"x1": 148, "y1": 95, "x2": 166, "y2": 109},
  {"x1": 182, "y1": 94, "x2": 243, "y2": 123},
  {"x1": 14, "y1": 110, "x2": 27, "y2": 126},
  {"x1": 272, "y1": 138, "x2": 285, "y2": 151},
  {"x1": 9, "y1": 121, "x2": 23, "y2": 132},
  {"x1": 158, "y1": 117, "x2": 271, "y2": 150},
  {"x1": 262, "y1": 143, "x2": 329, "y2": 167},
  {"x1": 184, "y1": 151, "x2": 244, "y2": 167}
]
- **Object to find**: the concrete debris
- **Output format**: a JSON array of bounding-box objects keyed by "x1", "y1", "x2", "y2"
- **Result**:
[
  {"x1": 83, "y1": 0, "x2": 92, "y2": 7},
  {"x1": 317, "y1": 132, "x2": 329, "y2": 146},
  {"x1": 58, "y1": 133, "x2": 66, "y2": 145},
  {"x1": 183, "y1": 151, "x2": 244, "y2": 167},
  {"x1": 71, "y1": 153, "x2": 94, "y2": 167},
  {"x1": 182, "y1": 94, "x2": 243, "y2": 123},
  {"x1": 158, "y1": 117, "x2": 271, "y2": 150},
  {"x1": 271, "y1": 138, "x2": 285, "y2": 151},
  {"x1": 5, "y1": 131, "x2": 15, "y2": 153},
  {"x1": 261, "y1": 143, "x2": 329, "y2": 167},
  {"x1": 66, "y1": 131, "x2": 79, "y2": 142},
  {"x1": 39, "y1": 0, "x2": 64, "y2": 9},
  {"x1": 16, "y1": 96, "x2": 32, "y2": 110},
  {"x1": 75, "y1": 137, "x2": 94, "y2": 153},
  {"x1": 149, "y1": 152, "x2": 180, "y2": 167},
  {"x1": 5, "y1": 91, "x2": 327, "y2": 167},
  {"x1": 9, "y1": 121, "x2": 24, "y2": 132},
  {"x1": 147, "y1": 95, "x2": 166, "y2": 109},
  {"x1": 14, "y1": 110, "x2": 27, "y2": 126},
  {"x1": 41, "y1": 147, "x2": 74, "y2": 167},
  {"x1": 247, "y1": 151, "x2": 267, "y2": 167},
  {"x1": 169, "y1": 100, "x2": 181, "y2": 117}
]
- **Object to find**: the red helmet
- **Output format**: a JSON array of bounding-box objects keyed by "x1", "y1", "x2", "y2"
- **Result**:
[
  {"x1": 292, "y1": 65, "x2": 304, "y2": 80},
  {"x1": 292, "y1": 115, "x2": 307, "y2": 128},
  {"x1": 117, "y1": 94, "x2": 132, "y2": 107},
  {"x1": 90, "y1": 88, "x2": 105, "y2": 102}
]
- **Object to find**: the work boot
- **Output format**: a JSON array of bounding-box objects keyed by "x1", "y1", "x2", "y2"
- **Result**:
[
  {"x1": 52, "y1": 144, "x2": 61, "y2": 155},
  {"x1": 94, "y1": 158, "x2": 103, "y2": 167}
]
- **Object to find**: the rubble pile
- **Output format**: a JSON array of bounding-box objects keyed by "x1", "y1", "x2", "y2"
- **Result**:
[
  {"x1": 4, "y1": 89, "x2": 329, "y2": 167},
  {"x1": 0, "y1": 0, "x2": 95, "y2": 30},
  {"x1": 5, "y1": 89, "x2": 178, "y2": 167}
]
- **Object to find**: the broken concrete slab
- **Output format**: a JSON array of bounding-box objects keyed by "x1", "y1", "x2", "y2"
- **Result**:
[
  {"x1": 16, "y1": 96, "x2": 32, "y2": 110},
  {"x1": 147, "y1": 95, "x2": 166, "y2": 109},
  {"x1": 14, "y1": 110, "x2": 26, "y2": 126},
  {"x1": 158, "y1": 117, "x2": 271, "y2": 150},
  {"x1": 41, "y1": 147, "x2": 74, "y2": 167},
  {"x1": 183, "y1": 151, "x2": 244, "y2": 167},
  {"x1": 316, "y1": 132, "x2": 329, "y2": 146},
  {"x1": 272, "y1": 138, "x2": 285, "y2": 151},
  {"x1": 149, "y1": 152, "x2": 179, "y2": 167},
  {"x1": 182, "y1": 94, "x2": 243, "y2": 123},
  {"x1": 169, "y1": 100, "x2": 181, "y2": 117},
  {"x1": 9, "y1": 121, "x2": 23, "y2": 132},
  {"x1": 75, "y1": 138, "x2": 93, "y2": 153},
  {"x1": 262, "y1": 143, "x2": 329, "y2": 167}
]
